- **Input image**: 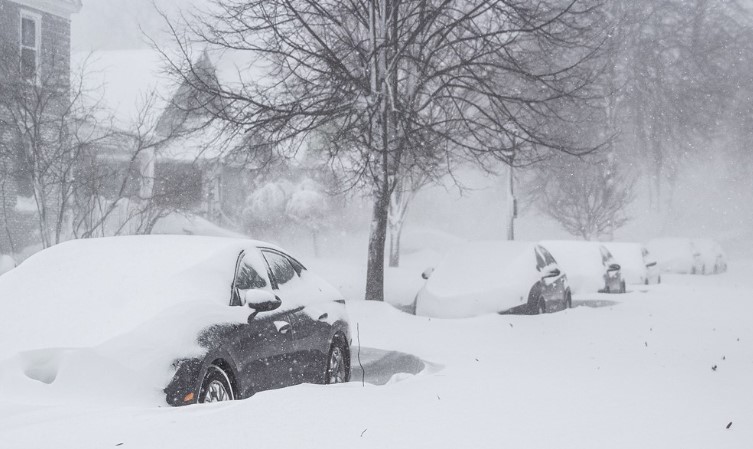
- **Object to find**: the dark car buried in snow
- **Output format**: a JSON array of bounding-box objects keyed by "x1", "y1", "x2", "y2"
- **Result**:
[{"x1": 0, "y1": 236, "x2": 351, "y2": 406}]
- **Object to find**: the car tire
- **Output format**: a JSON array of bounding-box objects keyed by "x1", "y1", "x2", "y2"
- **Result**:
[
  {"x1": 564, "y1": 291, "x2": 572, "y2": 310},
  {"x1": 620, "y1": 281, "x2": 626, "y2": 293},
  {"x1": 325, "y1": 341, "x2": 349, "y2": 384},
  {"x1": 199, "y1": 365, "x2": 234, "y2": 404}
]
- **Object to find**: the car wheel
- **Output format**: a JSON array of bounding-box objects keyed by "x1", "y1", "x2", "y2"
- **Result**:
[
  {"x1": 620, "y1": 281, "x2": 626, "y2": 293},
  {"x1": 199, "y1": 365, "x2": 234, "y2": 404},
  {"x1": 565, "y1": 291, "x2": 572, "y2": 310},
  {"x1": 325, "y1": 343, "x2": 349, "y2": 384}
]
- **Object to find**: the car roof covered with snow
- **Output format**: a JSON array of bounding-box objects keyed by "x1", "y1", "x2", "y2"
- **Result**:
[
  {"x1": 0, "y1": 235, "x2": 287, "y2": 360},
  {"x1": 416, "y1": 241, "x2": 544, "y2": 318},
  {"x1": 540, "y1": 240, "x2": 607, "y2": 294}
]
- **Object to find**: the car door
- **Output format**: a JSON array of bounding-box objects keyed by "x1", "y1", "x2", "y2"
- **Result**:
[
  {"x1": 227, "y1": 249, "x2": 297, "y2": 395},
  {"x1": 261, "y1": 249, "x2": 333, "y2": 384}
]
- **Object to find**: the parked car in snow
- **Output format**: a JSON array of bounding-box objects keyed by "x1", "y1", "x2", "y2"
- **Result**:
[
  {"x1": 541, "y1": 241, "x2": 625, "y2": 294},
  {"x1": 414, "y1": 241, "x2": 571, "y2": 318},
  {"x1": 647, "y1": 238, "x2": 704, "y2": 274},
  {"x1": 641, "y1": 246, "x2": 662, "y2": 284},
  {"x1": 693, "y1": 239, "x2": 727, "y2": 274},
  {"x1": 603, "y1": 242, "x2": 661, "y2": 285},
  {"x1": 0, "y1": 236, "x2": 351, "y2": 406}
]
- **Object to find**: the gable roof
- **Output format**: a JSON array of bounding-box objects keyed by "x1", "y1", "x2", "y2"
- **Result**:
[{"x1": 12, "y1": 0, "x2": 82, "y2": 17}]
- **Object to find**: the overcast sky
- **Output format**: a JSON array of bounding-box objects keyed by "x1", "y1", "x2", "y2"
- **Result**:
[{"x1": 71, "y1": 0, "x2": 191, "y2": 51}]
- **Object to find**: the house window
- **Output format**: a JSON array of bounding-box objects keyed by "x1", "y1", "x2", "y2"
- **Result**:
[{"x1": 19, "y1": 11, "x2": 41, "y2": 82}]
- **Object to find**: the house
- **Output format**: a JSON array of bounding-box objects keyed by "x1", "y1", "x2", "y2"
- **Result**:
[
  {"x1": 0, "y1": 0, "x2": 81, "y2": 85},
  {"x1": 0, "y1": 0, "x2": 82, "y2": 254},
  {"x1": 79, "y1": 48, "x2": 262, "y2": 232}
]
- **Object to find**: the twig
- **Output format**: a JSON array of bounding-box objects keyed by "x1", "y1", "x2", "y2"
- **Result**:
[{"x1": 357, "y1": 322, "x2": 365, "y2": 387}]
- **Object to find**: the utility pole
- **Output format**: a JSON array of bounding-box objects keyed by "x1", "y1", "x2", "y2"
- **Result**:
[
  {"x1": 506, "y1": 162, "x2": 515, "y2": 240},
  {"x1": 502, "y1": 144, "x2": 516, "y2": 241}
]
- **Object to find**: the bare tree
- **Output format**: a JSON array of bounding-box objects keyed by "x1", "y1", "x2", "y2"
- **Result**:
[
  {"x1": 599, "y1": 0, "x2": 751, "y2": 209},
  {"x1": 160, "y1": 0, "x2": 608, "y2": 301},
  {"x1": 0, "y1": 43, "x2": 234, "y2": 251},
  {"x1": 0, "y1": 47, "x2": 119, "y2": 248},
  {"x1": 530, "y1": 154, "x2": 634, "y2": 240}
]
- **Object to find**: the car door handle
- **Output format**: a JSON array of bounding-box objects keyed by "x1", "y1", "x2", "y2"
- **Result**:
[{"x1": 274, "y1": 321, "x2": 291, "y2": 334}]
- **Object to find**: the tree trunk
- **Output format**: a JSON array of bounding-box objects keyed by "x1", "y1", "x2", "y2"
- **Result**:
[
  {"x1": 365, "y1": 186, "x2": 390, "y2": 301},
  {"x1": 388, "y1": 219, "x2": 403, "y2": 268},
  {"x1": 32, "y1": 179, "x2": 51, "y2": 248},
  {"x1": 505, "y1": 163, "x2": 515, "y2": 240}
]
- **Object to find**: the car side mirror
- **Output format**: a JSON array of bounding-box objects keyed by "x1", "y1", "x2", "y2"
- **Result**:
[
  {"x1": 608, "y1": 263, "x2": 621, "y2": 272},
  {"x1": 421, "y1": 267, "x2": 435, "y2": 280},
  {"x1": 542, "y1": 267, "x2": 561, "y2": 279},
  {"x1": 646, "y1": 261, "x2": 657, "y2": 268},
  {"x1": 241, "y1": 289, "x2": 282, "y2": 312}
]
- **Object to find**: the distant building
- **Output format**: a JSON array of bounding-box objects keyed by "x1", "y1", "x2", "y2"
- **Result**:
[
  {"x1": 0, "y1": 0, "x2": 82, "y2": 253},
  {"x1": 80, "y1": 48, "x2": 256, "y2": 230},
  {"x1": 0, "y1": 0, "x2": 81, "y2": 85}
]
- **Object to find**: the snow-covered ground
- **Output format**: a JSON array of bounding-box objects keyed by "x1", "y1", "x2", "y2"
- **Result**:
[{"x1": 1, "y1": 257, "x2": 751, "y2": 448}]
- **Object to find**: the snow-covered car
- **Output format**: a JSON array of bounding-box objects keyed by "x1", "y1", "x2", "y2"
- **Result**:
[
  {"x1": 603, "y1": 242, "x2": 661, "y2": 285},
  {"x1": 541, "y1": 241, "x2": 625, "y2": 294},
  {"x1": 693, "y1": 239, "x2": 727, "y2": 274},
  {"x1": 641, "y1": 246, "x2": 662, "y2": 284},
  {"x1": 0, "y1": 254, "x2": 15, "y2": 276},
  {"x1": 647, "y1": 238, "x2": 704, "y2": 274},
  {"x1": 414, "y1": 241, "x2": 571, "y2": 318},
  {"x1": 0, "y1": 236, "x2": 351, "y2": 406}
]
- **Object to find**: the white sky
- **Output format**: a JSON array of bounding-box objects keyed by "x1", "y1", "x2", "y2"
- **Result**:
[{"x1": 71, "y1": 0, "x2": 193, "y2": 51}]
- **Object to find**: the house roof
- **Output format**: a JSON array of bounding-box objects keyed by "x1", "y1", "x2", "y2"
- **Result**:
[
  {"x1": 74, "y1": 47, "x2": 281, "y2": 163},
  {"x1": 13, "y1": 0, "x2": 82, "y2": 17},
  {"x1": 73, "y1": 49, "x2": 177, "y2": 130}
]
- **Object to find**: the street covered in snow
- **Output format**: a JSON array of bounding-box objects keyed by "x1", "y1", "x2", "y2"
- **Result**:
[
  {"x1": 2, "y1": 0, "x2": 753, "y2": 447},
  {"x1": 0, "y1": 256, "x2": 751, "y2": 449}
]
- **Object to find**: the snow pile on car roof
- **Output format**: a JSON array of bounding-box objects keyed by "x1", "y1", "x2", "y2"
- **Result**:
[
  {"x1": 647, "y1": 238, "x2": 696, "y2": 273},
  {"x1": 0, "y1": 236, "x2": 257, "y2": 360},
  {"x1": 417, "y1": 241, "x2": 540, "y2": 318},
  {"x1": 540, "y1": 240, "x2": 606, "y2": 294}
]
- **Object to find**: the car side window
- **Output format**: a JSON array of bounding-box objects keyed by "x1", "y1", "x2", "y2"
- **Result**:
[
  {"x1": 263, "y1": 251, "x2": 297, "y2": 287},
  {"x1": 236, "y1": 258, "x2": 268, "y2": 290},
  {"x1": 540, "y1": 247, "x2": 557, "y2": 266},
  {"x1": 534, "y1": 248, "x2": 546, "y2": 270},
  {"x1": 231, "y1": 250, "x2": 270, "y2": 306},
  {"x1": 600, "y1": 246, "x2": 611, "y2": 265}
]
